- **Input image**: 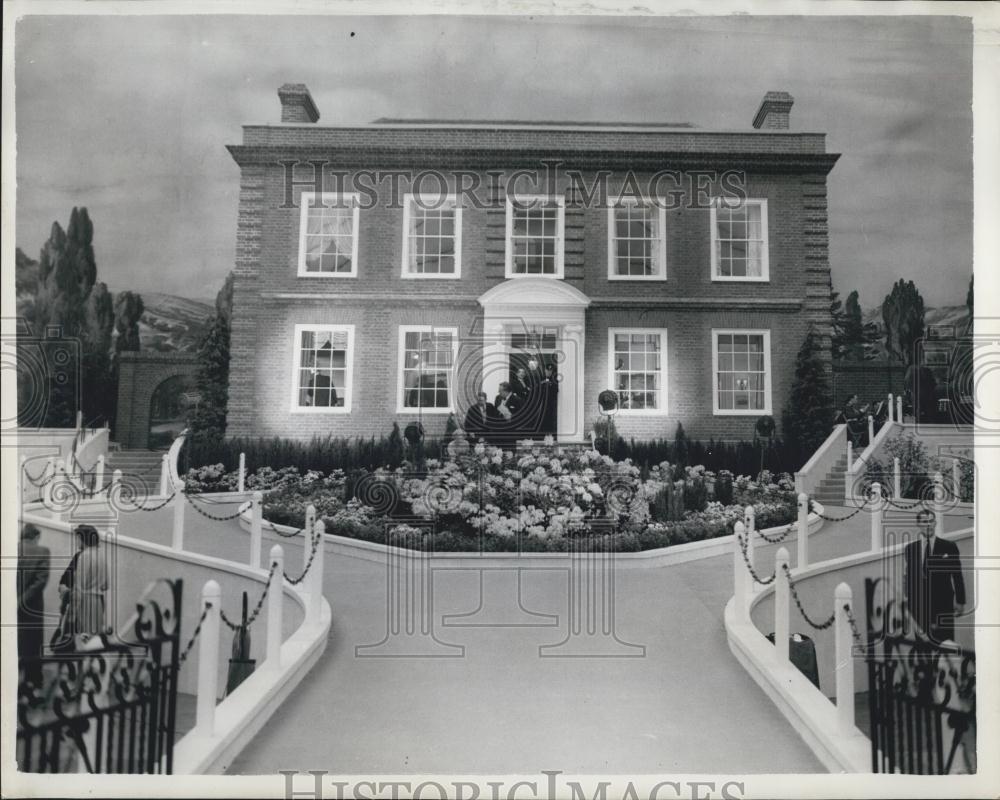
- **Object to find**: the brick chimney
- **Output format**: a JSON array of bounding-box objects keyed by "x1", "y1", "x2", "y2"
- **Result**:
[
  {"x1": 278, "y1": 83, "x2": 320, "y2": 124},
  {"x1": 752, "y1": 91, "x2": 794, "y2": 130}
]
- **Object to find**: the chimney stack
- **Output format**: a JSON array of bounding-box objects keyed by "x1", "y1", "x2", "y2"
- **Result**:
[
  {"x1": 278, "y1": 83, "x2": 320, "y2": 124},
  {"x1": 752, "y1": 91, "x2": 794, "y2": 130}
]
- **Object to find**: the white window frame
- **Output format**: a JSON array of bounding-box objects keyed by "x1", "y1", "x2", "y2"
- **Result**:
[
  {"x1": 396, "y1": 325, "x2": 460, "y2": 414},
  {"x1": 505, "y1": 194, "x2": 565, "y2": 279},
  {"x1": 607, "y1": 328, "x2": 669, "y2": 415},
  {"x1": 400, "y1": 193, "x2": 463, "y2": 280},
  {"x1": 297, "y1": 192, "x2": 361, "y2": 278},
  {"x1": 710, "y1": 197, "x2": 769, "y2": 282},
  {"x1": 606, "y1": 200, "x2": 668, "y2": 281},
  {"x1": 711, "y1": 328, "x2": 772, "y2": 416},
  {"x1": 289, "y1": 323, "x2": 355, "y2": 414}
]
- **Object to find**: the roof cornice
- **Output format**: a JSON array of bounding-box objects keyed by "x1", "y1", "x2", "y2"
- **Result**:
[{"x1": 226, "y1": 145, "x2": 840, "y2": 175}]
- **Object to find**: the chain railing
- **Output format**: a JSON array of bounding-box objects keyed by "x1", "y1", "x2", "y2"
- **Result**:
[
  {"x1": 808, "y1": 499, "x2": 871, "y2": 523},
  {"x1": 178, "y1": 603, "x2": 212, "y2": 666},
  {"x1": 23, "y1": 462, "x2": 57, "y2": 488},
  {"x1": 844, "y1": 602, "x2": 865, "y2": 650},
  {"x1": 184, "y1": 492, "x2": 250, "y2": 522},
  {"x1": 782, "y1": 563, "x2": 835, "y2": 630},
  {"x1": 283, "y1": 528, "x2": 321, "y2": 585},
  {"x1": 754, "y1": 521, "x2": 795, "y2": 544},
  {"x1": 737, "y1": 527, "x2": 775, "y2": 585},
  {"x1": 219, "y1": 562, "x2": 278, "y2": 632}
]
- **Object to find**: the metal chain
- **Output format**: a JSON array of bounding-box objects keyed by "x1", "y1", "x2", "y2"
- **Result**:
[
  {"x1": 23, "y1": 463, "x2": 56, "y2": 487},
  {"x1": 754, "y1": 522, "x2": 795, "y2": 544},
  {"x1": 844, "y1": 603, "x2": 865, "y2": 649},
  {"x1": 120, "y1": 492, "x2": 177, "y2": 512},
  {"x1": 283, "y1": 528, "x2": 320, "y2": 585},
  {"x1": 783, "y1": 564, "x2": 836, "y2": 630},
  {"x1": 737, "y1": 528, "x2": 776, "y2": 585},
  {"x1": 219, "y1": 562, "x2": 278, "y2": 631},
  {"x1": 185, "y1": 494, "x2": 249, "y2": 521},
  {"x1": 178, "y1": 604, "x2": 211, "y2": 665},
  {"x1": 808, "y1": 500, "x2": 869, "y2": 522},
  {"x1": 265, "y1": 519, "x2": 308, "y2": 538}
]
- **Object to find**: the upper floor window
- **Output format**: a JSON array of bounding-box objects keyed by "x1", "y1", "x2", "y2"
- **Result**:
[
  {"x1": 297, "y1": 192, "x2": 360, "y2": 277},
  {"x1": 710, "y1": 198, "x2": 769, "y2": 281},
  {"x1": 712, "y1": 329, "x2": 771, "y2": 415},
  {"x1": 291, "y1": 324, "x2": 354, "y2": 413},
  {"x1": 607, "y1": 201, "x2": 667, "y2": 281},
  {"x1": 401, "y1": 194, "x2": 462, "y2": 279},
  {"x1": 505, "y1": 196, "x2": 565, "y2": 278},
  {"x1": 398, "y1": 326, "x2": 458, "y2": 413},
  {"x1": 609, "y1": 329, "x2": 668, "y2": 413}
]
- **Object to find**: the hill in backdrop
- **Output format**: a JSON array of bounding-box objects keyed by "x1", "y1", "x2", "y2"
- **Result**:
[
  {"x1": 861, "y1": 304, "x2": 971, "y2": 359},
  {"x1": 139, "y1": 293, "x2": 213, "y2": 352}
]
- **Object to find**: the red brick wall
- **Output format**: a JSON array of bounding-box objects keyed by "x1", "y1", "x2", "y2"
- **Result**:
[{"x1": 226, "y1": 145, "x2": 834, "y2": 443}]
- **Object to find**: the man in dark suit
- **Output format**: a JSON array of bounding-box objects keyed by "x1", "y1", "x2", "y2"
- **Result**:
[
  {"x1": 18, "y1": 523, "x2": 50, "y2": 687},
  {"x1": 464, "y1": 391, "x2": 498, "y2": 443},
  {"x1": 494, "y1": 382, "x2": 523, "y2": 448},
  {"x1": 903, "y1": 509, "x2": 966, "y2": 644}
]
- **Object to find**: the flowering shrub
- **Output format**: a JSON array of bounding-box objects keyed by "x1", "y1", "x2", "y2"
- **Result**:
[{"x1": 187, "y1": 440, "x2": 797, "y2": 551}]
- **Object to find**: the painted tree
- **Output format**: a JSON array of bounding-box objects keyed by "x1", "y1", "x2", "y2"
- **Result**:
[
  {"x1": 881, "y1": 279, "x2": 925, "y2": 366},
  {"x1": 189, "y1": 272, "x2": 234, "y2": 442},
  {"x1": 113, "y1": 291, "x2": 145, "y2": 355},
  {"x1": 782, "y1": 328, "x2": 834, "y2": 466},
  {"x1": 20, "y1": 208, "x2": 119, "y2": 426}
]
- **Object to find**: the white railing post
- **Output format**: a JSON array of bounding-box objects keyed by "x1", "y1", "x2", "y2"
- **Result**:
[
  {"x1": 796, "y1": 493, "x2": 809, "y2": 569},
  {"x1": 111, "y1": 468, "x2": 123, "y2": 498},
  {"x1": 76, "y1": 409, "x2": 83, "y2": 431},
  {"x1": 867, "y1": 414, "x2": 875, "y2": 444},
  {"x1": 266, "y1": 544, "x2": 284, "y2": 669},
  {"x1": 310, "y1": 520, "x2": 326, "y2": 623},
  {"x1": 870, "y1": 482, "x2": 883, "y2": 551},
  {"x1": 172, "y1": 479, "x2": 185, "y2": 550},
  {"x1": 744, "y1": 506, "x2": 756, "y2": 587},
  {"x1": 159, "y1": 454, "x2": 170, "y2": 497},
  {"x1": 733, "y1": 521, "x2": 750, "y2": 622},
  {"x1": 238, "y1": 452, "x2": 246, "y2": 494},
  {"x1": 834, "y1": 583, "x2": 855, "y2": 735},
  {"x1": 934, "y1": 472, "x2": 945, "y2": 539},
  {"x1": 18, "y1": 456, "x2": 26, "y2": 504},
  {"x1": 887, "y1": 393, "x2": 894, "y2": 422},
  {"x1": 846, "y1": 440, "x2": 853, "y2": 473},
  {"x1": 893, "y1": 457, "x2": 901, "y2": 499},
  {"x1": 952, "y1": 458, "x2": 961, "y2": 502},
  {"x1": 774, "y1": 547, "x2": 790, "y2": 663},
  {"x1": 250, "y1": 491, "x2": 263, "y2": 569},
  {"x1": 95, "y1": 454, "x2": 105, "y2": 493},
  {"x1": 896, "y1": 395, "x2": 903, "y2": 424},
  {"x1": 195, "y1": 580, "x2": 221, "y2": 737}
]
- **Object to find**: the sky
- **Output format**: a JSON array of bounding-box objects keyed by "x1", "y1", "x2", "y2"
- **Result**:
[{"x1": 13, "y1": 13, "x2": 973, "y2": 308}]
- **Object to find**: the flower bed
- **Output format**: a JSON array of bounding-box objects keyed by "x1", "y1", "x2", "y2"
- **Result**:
[{"x1": 184, "y1": 441, "x2": 798, "y2": 552}]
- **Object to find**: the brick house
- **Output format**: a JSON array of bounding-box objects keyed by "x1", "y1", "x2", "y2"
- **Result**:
[{"x1": 224, "y1": 85, "x2": 838, "y2": 443}]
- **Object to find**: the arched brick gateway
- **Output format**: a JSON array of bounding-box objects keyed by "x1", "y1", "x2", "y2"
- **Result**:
[{"x1": 115, "y1": 351, "x2": 199, "y2": 449}]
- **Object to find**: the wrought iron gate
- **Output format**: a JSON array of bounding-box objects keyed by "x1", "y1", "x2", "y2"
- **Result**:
[
  {"x1": 16, "y1": 578, "x2": 182, "y2": 774},
  {"x1": 864, "y1": 577, "x2": 976, "y2": 774}
]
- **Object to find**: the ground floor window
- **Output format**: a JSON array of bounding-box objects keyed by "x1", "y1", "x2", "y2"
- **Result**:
[
  {"x1": 291, "y1": 324, "x2": 354, "y2": 412},
  {"x1": 609, "y1": 328, "x2": 667, "y2": 412},
  {"x1": 712, "y1": 329, "x2": 771, "y2": 414},
  {"x1": 398, "y1": 326, "x2": 458, "y2": 412}
]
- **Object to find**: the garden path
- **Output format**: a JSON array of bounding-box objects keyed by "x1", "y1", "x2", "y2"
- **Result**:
[{"x1": 116, "y1": 500, "x2": 969, "y2": 775}]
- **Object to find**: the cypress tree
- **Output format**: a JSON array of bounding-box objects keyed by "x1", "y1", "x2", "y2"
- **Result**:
[{"x1": 782, "y1": 328, "x2": 834, "y2": 466}]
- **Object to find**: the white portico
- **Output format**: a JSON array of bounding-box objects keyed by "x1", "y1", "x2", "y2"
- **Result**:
[{"x1": 477, "y1": 278, "x2": 591, "y2": 442}]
